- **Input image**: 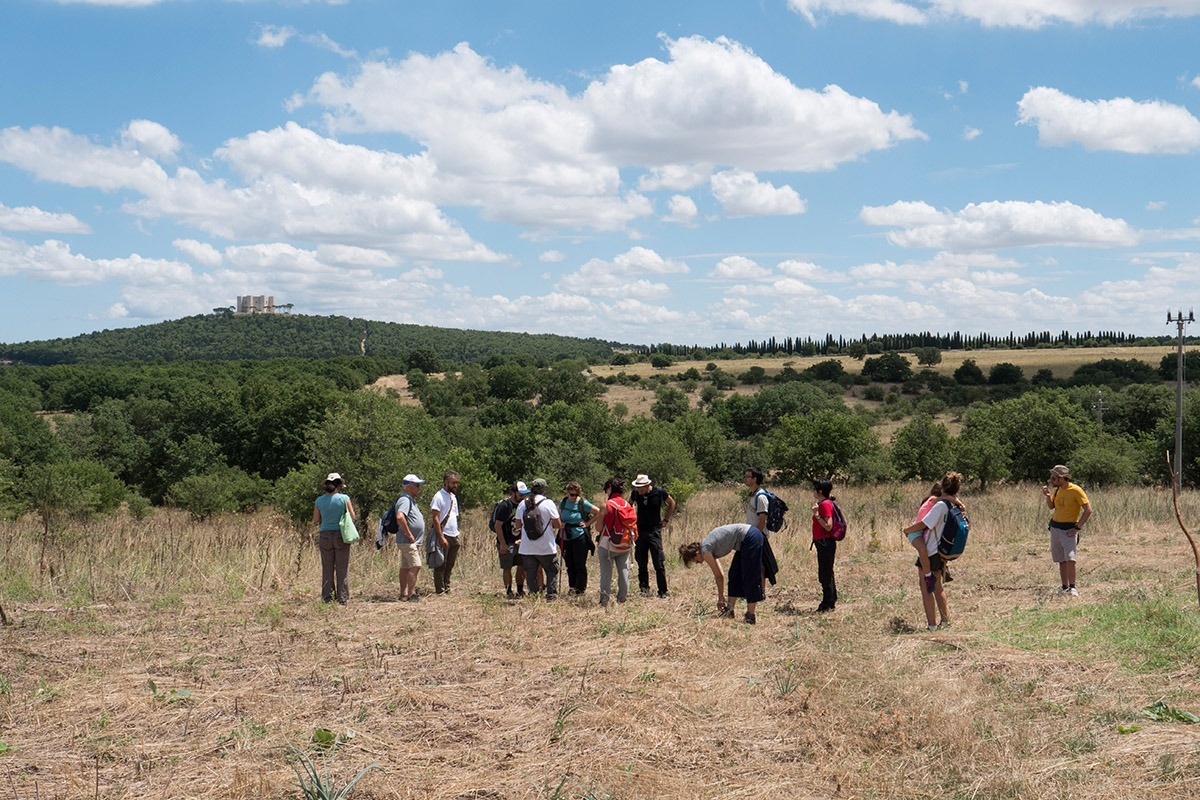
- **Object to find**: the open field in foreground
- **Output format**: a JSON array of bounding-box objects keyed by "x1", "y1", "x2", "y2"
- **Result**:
[{"x1": 2, "y1": 484, "x2": 1200, "y2": 799}]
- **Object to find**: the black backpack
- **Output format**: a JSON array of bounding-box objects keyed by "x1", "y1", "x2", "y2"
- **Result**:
[
  {"x1": 380, "y1": 498, "x2": 401, "y2": 535},
  {"x1": 522, "y1": 497, "x2": 547, "y2": 540},
  {"x1": 757, "y1": 490, "x2": 790, "y2": 532}
]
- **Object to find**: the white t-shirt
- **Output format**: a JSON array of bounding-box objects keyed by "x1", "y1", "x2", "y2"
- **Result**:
[
  {"x1": 430, "y1": 488, "x2": 459, "y2": 538},
  {"x1": 516, "y1": 496, "x2": 560, "y2": 556},
  {"x1": 747, "y1": 490, "x2": 769, "y2": 527},
  {"x1": 919, "y1": 500, "x2": 948, "y2": 557}
]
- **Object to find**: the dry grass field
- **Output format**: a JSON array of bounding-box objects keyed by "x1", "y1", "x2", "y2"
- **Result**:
[{"x1": 3, "y1": 484, "x2": 1200, "y2": 799}]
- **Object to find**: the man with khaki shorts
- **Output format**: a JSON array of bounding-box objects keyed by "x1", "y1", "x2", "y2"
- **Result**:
[
  {"x1": 395, "y1": 474, "x2": 426, "y2": 602},
  {"x1": 1041, "y1": 464, "x2": 1092, "y2": 597}
]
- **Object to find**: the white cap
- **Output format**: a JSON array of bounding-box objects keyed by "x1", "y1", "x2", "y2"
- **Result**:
[
  {"x1": 326, "y1": 472, "x2": 343, "y2": 483},
  {"x1": 402, "y1": 473, "x2": 426, "y2": 484},
  {"x1": 516, "y1": 481, "x2": 530, "y2": 494}
]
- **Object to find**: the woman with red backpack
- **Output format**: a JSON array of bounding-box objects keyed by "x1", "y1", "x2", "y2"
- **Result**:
[{"x1": 597, "y1": 476, "x2": 636, "y2": 607}]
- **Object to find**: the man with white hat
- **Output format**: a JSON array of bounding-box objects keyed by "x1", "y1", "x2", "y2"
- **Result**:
[
  {"x1": 630, "y1": 473, "x2": 675, "y2": 598},
  {"x1": 394, "y1": 474, "x2": 426, "y2": 602},
  {"x1": 1041, "y1": 464, "x2": 1092, "y2": 597}
]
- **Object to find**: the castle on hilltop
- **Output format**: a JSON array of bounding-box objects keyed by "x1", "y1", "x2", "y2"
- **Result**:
[{"x1": 236, "y1": 295, "x2": 275, "y2": 314}]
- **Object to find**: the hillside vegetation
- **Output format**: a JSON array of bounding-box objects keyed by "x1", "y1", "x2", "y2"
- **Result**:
[{"x1": 0, "y1": 313, "x2": 624, "y2": 365}]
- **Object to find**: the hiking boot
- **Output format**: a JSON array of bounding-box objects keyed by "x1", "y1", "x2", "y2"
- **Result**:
[
  {"x1": 923, "y1": 574, "x2": 936, "y2": 594},
  {"x1": 718, "y1": 606, "x2": 735, "y2": 619},
  {"x1": 744, "y1": 612, "x2": 756, "y2": 625}
]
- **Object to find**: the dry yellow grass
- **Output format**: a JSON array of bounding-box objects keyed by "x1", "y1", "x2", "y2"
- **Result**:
[
  {"x1": 591, "y1": 345, "x2": 1177, "y2": 382},
  {"x1": 3, "y1": 484, "x2": 1200, "y2": 798}
]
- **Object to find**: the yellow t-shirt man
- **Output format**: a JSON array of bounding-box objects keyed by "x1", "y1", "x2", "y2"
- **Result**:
[{"x1": 1051, "y1": 482, "x2": 1089, "y2": 525}]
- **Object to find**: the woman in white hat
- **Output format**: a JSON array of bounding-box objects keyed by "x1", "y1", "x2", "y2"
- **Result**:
[{"x1": 313, "y1": 472, "x2": 356, "y2": 604}]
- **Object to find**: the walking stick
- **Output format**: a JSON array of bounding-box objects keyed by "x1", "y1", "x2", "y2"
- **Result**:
[{"x1": 1166, "y1": 452, "x2": 1200, "y2": 609}]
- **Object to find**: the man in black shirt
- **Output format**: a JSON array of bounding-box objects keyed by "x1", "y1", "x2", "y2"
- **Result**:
[
  {"x1": 491, "y1": 483, "x2": 526, "y2": 597},
  {"x1": 630, "y1": 473, "x2": 675, "y2": 598}
]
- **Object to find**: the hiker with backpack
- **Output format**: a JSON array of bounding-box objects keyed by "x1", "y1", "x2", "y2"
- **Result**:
[
  {"x1": 558, "y1": 481, "x2": 599, "y2": 596},
  {"x1": 630, "y1": 474, "x2": 675, "y2": 598},
  {"x1": 678, "y1": 523, "x2": 765, "y2": 625},
  {"x1": 513, "y1": 478, "x2": 562, "y2": 601},
  {"x1": 312, "y1": 472, "x2": 356, "y2": 605},
  {"x1": 597, "y1": 477, "x2": 637, "y2": 607},
  {"x1": 907, "y1": 481, "x2": 942, "y2": 597},
  {"x1": 902, "y1": 471, "x2": 966, "y2": 631},
  {"x1": 744, "y1": 467, "x2": 783, "y2": 591},
  {"x1": 810, "y1": 478, "x2": 843, "y2": 613},
  {"x1": 491, "y1": 484, "x2": 526, "y2": 598},
  {"x1": 393, "y1": 474, "x2": 427, "y2": 603}
]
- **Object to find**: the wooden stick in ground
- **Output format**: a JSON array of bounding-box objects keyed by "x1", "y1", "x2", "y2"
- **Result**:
[
  {"x1": 0, "y1": 601, "x2": 9, "y2": 626},
  {"x1": 1166, "y1": 451, "x2": 1200, "y2": 609}
]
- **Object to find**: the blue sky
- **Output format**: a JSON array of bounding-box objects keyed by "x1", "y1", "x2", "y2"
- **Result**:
[{"x1": 3, "y1": 0, "x2": 1200, "y2": 346}]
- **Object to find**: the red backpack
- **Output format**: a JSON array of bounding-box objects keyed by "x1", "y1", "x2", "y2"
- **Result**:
[{"x1": 603, "y1": 497, "x2": 638, "y2": 553}]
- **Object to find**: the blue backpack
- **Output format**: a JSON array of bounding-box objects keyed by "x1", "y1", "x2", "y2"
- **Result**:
[{"x1": 936, "y1": 499, "x2": 970, "y2": 560}]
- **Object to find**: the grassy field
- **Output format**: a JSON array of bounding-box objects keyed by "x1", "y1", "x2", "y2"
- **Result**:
[{"x1": 2, "y1": 484, "x2": 1199, "y2": 799}]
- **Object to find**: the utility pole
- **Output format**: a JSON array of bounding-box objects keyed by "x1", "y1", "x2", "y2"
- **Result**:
[{"x1": 1168, "y1": 309, "x2": 1194, "y2": 493}]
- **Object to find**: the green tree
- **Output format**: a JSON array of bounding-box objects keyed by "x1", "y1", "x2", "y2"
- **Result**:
[
  {"x1": 993, "y1": 390, "x2": 1094, "y2": 481},
  {"x1": 988, "y1": 363, "x2": 1025, "y2": 385},
  {"x1": 846, "y1": 342, "x2": 867, "y2": 360},
  {"x1": 649, "y1": 354, "x2": 673, "y2": 369},
  {"x1": 953, "y1": 405, "x2": 1011, "y2": 491},
  {"x1": 652, "y1": 386, "x2": 690, "y2": 422},
  {"x1": 862, "y1": 352, "x2": 913, "y2": 382},
  {"x1": 24, "y1": 459, "x2": 125, "y2": 574},
  {"x1": 954, "y1": 359, "x2": 986, "y2": 385},
  {"x1": 890, "y1": 413, "x2": 952, "y2": 481},
  {"x1": 618, "y1": 422, "x2": 701, "y2": 488},
  {"x1": 1070, "y1": 433, "x2": 1142, "y2": 487},
  {"x1": 487, "y1": 363, "x2": 537, "y2": 401},
  {"x1": 767, "y1": 409, "x2": 879, "y2": 483},
  {"x1": 673, "y1": 411, "x2": 732, "y2": 482},
  {"x1": 913, "y1": 347, "x2": 942, "y2": 366}
]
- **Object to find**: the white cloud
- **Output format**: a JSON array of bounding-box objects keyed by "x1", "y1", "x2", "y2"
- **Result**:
[
  {"x1": 255, "y1": 25, "x2": 297, "y2": 49},
  {"x1": 1194, "y1": 76, "x2": 1200, "y2": 89},
  {"x1": 539, "y1": 250, "x2": 566, "y2": 263},
  {"x1": 559, "y1": 246, "x2": 688, "y2": 296},
  {"x1": 777, "y1": 260, "x2": 847, "y2": 283},
  {"x1": 173, "y1": 238, "x2": 223, "y2": 267},
  {"x1": 711, "y1": 170, "x2": 806, "y2": 217},
  {"x1": 790, "y1": 0, "x2": 1200, "y2": 28},
  {"x1": 664, "y1": 195, "x2": 699, "y2": 224},
  {"x1": 0, "y1": 204, "x2": 90, "y2": 234},
  {"x1": 790, "y1": 0, "x2": 928, "y2": 26},
  {"x1": 0, "y1": 235, "x2": 191, "y2": 286},
  {"x1": 861, "y1": 200, "x2": 1139, "y2": 249},
  {"x1": 122, "y1": 120, "x2": 182, "y2": 160},
  {"x1": 1017, "y1": 87, "x2": 1200, "y2": 154},
  {"x1": 963, "y1": 126, "x2": 981, "y2": 141},
  {"x1": 637, "y1": 164, "x2": 711, "y2": 191},
  {"x1": 582, "y1": 36, "x2": 923, "y2": 171},
  {"x1": 710, "y1": 256, "x2": 770, "y2": 281},
  {"x1": 1147, "y1": 201, "x2": 1167, "y2": 211}
]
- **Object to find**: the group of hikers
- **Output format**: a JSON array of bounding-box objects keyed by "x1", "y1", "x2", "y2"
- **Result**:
[{"x1": 313, "y1": 462, "x2": 1093, "y2": 629}]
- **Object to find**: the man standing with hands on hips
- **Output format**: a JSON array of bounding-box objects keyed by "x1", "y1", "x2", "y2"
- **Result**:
[{"x1": 1042, "y1": 464, "x2": 1092, "y2": 597}]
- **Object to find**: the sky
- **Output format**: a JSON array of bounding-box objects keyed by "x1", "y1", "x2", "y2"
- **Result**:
[{"x1": 2, "y1": 1, "x2": 1200, "y2": 347}]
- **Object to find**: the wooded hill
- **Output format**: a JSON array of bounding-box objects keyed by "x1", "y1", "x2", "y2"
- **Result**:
[{"x1": 0, "y1": 313, "x2": 625, "y2": 366}]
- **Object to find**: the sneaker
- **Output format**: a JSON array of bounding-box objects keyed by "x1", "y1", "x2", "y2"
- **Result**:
[
  {"x1": 927, "y1": 625, "x2": 938, "y2": 632},
  {"x1": 658, "y1": 592, "x2": 671, "y2": 599},
  {"x1": 816, "y1": 604, "x2": 834, "y2": 613},
  {"x1": 937, "y1": 619, "x2": 950, "y2": 630},
  {"x1": 407, "y1": 594, "x2": 420, "y2": 603},
  {"x1": 1068, "y1": 587, "x2": 1079, "y2": 597},
  {"x1": 718, "y1": 606, "x2": 735, "y2": 619},
  {"x1": 744, "y1": 612, "x2": 756, "y2": 625},
  {"x1": 923, "y1": 574, "x2": 936, "y2": 594},
  {"x1": 1056, "y1": 586, "x2": 1069, "y2": 597}
]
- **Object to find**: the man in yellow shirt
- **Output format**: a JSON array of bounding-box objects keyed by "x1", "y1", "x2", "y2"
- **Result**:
[{"x1": 1041, "y1": 464, "x2": 1092, "y2": 597}]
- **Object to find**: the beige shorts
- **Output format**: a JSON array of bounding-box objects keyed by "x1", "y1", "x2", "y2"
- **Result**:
[
  {"x1": 1049, "y1": 527, "x2": 1078, "y2": 563},
  {"x1": 398, "y1": 541, "x2": 422, "y2": 569}
]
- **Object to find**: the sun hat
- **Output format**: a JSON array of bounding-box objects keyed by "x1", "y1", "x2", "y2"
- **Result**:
[
  {"x1": 1049, "y1": 465, "x2": 1071, "y2": 478},
  {"x1": 530, "y1": 478, "x2": 549, "y2": 493},
  {"x1": 631, "y1": 474, "x2": 652, "y2": 487},
  {"x1": 326, "y1": 472, "x2": 343, "y2": 483}
]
